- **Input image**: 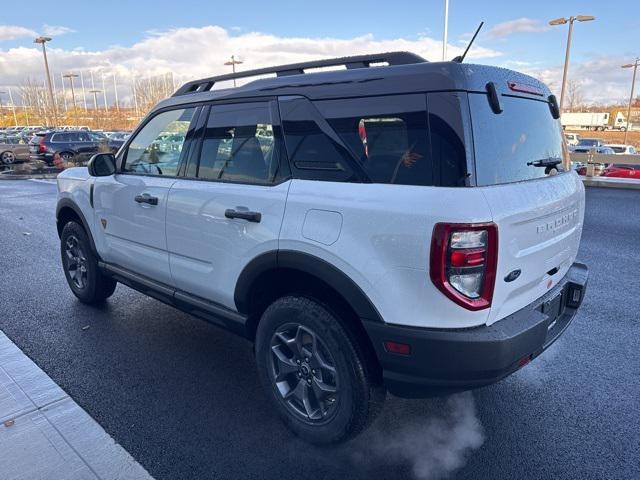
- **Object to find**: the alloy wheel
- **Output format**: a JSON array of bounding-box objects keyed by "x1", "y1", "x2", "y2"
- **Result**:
[
  {"x1": 65, "y1": 235, "x2": 88, "y2": 289},
  {"x1": 1, "y1": 152, "x2": 15, "y2": 164},
  {"x1": 269, "y1": 324, "x2": 339, "y2": 423}
]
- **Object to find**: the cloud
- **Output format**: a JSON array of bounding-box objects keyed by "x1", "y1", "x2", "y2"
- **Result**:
[
  {"x1": 0, "y1": 25, "x2": 37, "y2": 41},
  {"x1": 0, "y1": 25, "x2": 501, "y2": 105},
  {"x1": 518, "y1": 55, "x2": 635, "y2": 105},
  {"x1": 488, "y1": 18, "x2": 549, "y2": 39},
  {"x1": 42, "y1": 25, "x2": 75, "y2": 37}
]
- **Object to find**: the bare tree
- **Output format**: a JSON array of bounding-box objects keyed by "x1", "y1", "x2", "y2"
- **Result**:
[
  {"x1": 132, "y1": 73, "x2": 175, "y2": 116},
  {"x1": 565, "y1": 80, "x2": 585, "y2": 112}
]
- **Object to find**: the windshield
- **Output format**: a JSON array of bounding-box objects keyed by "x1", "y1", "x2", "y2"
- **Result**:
[
  {"x1": 578, "y1": 139, "x2": 599, "y2": 147},
  {"x1": 609, "y1": 146, "x2": 625, "y2": 153},
  {"x1": 469, "y1": 93, "x2": 565, "y2": 186}
]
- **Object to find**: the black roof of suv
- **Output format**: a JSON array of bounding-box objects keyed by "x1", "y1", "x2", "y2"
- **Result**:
[{"x1": 155, "y1": 51, "x2": 552, "y2": 113}]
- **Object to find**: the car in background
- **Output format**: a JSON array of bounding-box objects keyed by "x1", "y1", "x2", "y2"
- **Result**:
[
  {"x1": 601, "y1": 164, "x2": 640, "y2": 178},
  {"x1": 573, "y1": 138, "x2": 605, "y2": 149},
  {"x1": 57, "y1": 125, "x2": 91, "y2": 131},
  {"x1": 570, "y1": 145, "x2": 614, "y2": 154},
  {"x1": 604, "y1": 144, "x2": 637, "y2": 155},
  {"x1": 29, "y1": 130, "x2": 118, "y2": 165},
  {"x1": 565, "y1": 133, "x2": 580, "y2": 146},
  {"x1": 0, "y1": 136, "x2": 30, "y2": 164}
]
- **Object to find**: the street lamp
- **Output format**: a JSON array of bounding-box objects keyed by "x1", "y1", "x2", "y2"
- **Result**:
[
  {"x1": 224, "y1": 55, "x2": 243, "y2": 86},
  {"x1": 63, "y1": 73, "x2": 79, "y2": 110},
  {"x1": 622, "y1": 58, "x2": 639, "y2": 145},
  {"x1": 549, "y1": 15, "x2": 596, "y2": 112},
  {"x1": 89, "y1": 89, "x2": 102, "y2": 110},
  {"x1": 34, "y1": 36, "x2": 57, "y2": 126}
]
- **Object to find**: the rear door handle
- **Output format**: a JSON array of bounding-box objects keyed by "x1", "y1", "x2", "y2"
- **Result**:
[
  {"x1": 225, "y1": 208, "x2": 261, "y2": 223},
  {"x1": 134, "y1": 193, "x2": 159, "y2": 205}
]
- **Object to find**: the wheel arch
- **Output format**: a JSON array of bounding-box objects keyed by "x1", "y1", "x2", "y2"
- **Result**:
[
  {"x1": 236, "y1": 250, "x2": 384, "y2": 377},
  {"x1": 235, "y1": 250, "x2": 384, "y2": 325},
  {"x1": 56, "y1": 199, "x2": 98, "y2": 255}
]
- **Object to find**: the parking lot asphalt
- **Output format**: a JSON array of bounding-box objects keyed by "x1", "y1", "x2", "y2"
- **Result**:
[{"x1": 0, "y1": 179, "x2": 638, "y2": 480}]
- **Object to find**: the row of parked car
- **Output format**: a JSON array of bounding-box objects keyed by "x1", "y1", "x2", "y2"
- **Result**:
[
  {"x1": 0, "y1": 126, "x2": 131, "y2": 166},
  {"x1": 565, "y1": 134, "x2": 639, "y2": 179}
]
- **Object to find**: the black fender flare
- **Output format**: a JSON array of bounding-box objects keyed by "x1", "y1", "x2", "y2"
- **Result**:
[
  {"x1": 56, "y1": 198, "x2": 98, "y2": 255},
  {"x1": 234, "y1": 250, "x2": 384, "y2": 323}
]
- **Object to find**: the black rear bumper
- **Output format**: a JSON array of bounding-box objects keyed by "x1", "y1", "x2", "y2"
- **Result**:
[{"x1": 363, "y1": 262, "x2": 588, "y2": 398}]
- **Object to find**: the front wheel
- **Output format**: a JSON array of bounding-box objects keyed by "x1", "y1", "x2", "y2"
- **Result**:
[
  {"x1": 60, "y1": 221, "x2": 117, "y2": 304},
  {"x1": 255, "y1": 296, "x2": 385, "y2": 444}
]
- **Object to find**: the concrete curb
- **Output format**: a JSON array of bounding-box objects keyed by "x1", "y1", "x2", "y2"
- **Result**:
[{"x1": 0, "y1": 331, "x2": 154, "y2": 480}]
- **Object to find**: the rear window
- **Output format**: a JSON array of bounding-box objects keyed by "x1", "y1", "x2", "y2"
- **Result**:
[{"x1": 469, "y1": 94, "x2": 565, "y2": 186}]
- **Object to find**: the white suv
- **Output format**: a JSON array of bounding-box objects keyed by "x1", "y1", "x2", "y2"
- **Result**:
[{"x1": 56, "y1": 52, "x2": 589, "y2": 444}]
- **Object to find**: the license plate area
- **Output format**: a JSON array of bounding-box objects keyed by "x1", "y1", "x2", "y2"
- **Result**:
[{"x1": 541, "y1": 287, "x2": 568, "y2": 345}]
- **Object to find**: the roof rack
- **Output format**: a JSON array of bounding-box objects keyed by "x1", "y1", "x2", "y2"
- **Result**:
[{"x1": 172, "y1": 51, "x2": 426, "y2": 96}]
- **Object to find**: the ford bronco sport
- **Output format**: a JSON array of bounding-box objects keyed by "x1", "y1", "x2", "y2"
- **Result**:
[{"x1": 56, "y1": 52, "x2": 589, "y2": 444}]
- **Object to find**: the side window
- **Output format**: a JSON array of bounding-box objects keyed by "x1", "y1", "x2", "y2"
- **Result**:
[
  {"x1": 123, "y1": 107, "x2": 196, "y2": 176},
  {"x1": 52, "y1": 133, "x2": 69, "y2": 142},
  {"x1": 427, "y1": 92, "x2": 469, "y2": 187},
  {"x1": 315, "y1": 94, "x2": 432, "y2": 185},
  {"x1": 279, "y1": 97, "x2": 355, "y2": 182},
  {"x1": 77, "y1": 132, "x2": 91, "y2": 142},
  {"x1": 197, "y1": 102, "x2": 283, "y2": 184}
]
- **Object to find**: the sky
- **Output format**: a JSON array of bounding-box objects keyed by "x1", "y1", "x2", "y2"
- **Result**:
[{"x1": 0, "y1": 0, "x2": 639, "y2": 107}]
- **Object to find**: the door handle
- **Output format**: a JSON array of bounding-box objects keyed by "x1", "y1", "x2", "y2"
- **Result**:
[
  {"x1": 134, "y1": 193, "x2": 159, "y2": 205},
  {"x1": 225, "y1": 208, "x2": 261, "y2": 223}
]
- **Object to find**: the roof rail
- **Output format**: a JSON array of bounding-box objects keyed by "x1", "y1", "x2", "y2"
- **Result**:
[{"x1": 172, "y1": 51, "x2": 426, "y2": 96}]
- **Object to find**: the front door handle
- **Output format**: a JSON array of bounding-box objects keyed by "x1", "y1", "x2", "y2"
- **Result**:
[
  {"x1": 225, "y1": 208, "x2": 261, "y2": 223},
  {"x1": 134, "y1": 193, "x2": 159, "y2": 205}
]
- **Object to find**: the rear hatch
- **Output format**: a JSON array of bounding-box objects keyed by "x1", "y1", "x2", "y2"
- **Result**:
[{"x1": 467, "y1": 89, "x2": 584, "y2": 325}]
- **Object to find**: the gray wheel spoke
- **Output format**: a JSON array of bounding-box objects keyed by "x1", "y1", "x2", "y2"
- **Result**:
[
  {"x1": 312, "y1": 377, "x2": 337, "y2": 395},
  {"x1": 271, "y1": 345, "x2": 299, "y2": 381}
]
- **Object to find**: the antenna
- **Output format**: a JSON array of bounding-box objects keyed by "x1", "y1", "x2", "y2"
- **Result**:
[{"x1": 452, "y1": 22, "x2": 484, "y2": 63}]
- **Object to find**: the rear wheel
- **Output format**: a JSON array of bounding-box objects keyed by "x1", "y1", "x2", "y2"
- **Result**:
[
  {"x1": 1, "y1": 151, "x2": 15, "y2": 165},
  {"x1": 59, "y1": 151, "x2": 74, "y2": 161},
  {"x1": 60, "y1": 221, "x2": 117, "y2": 304},
  {"x1": 255, "y1": 296, "x2": 385, "y2": 444}
]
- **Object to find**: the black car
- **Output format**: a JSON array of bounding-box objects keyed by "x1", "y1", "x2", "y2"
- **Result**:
[{"x1": 29, "y1": 130, "x2": 119, "y2": 165}]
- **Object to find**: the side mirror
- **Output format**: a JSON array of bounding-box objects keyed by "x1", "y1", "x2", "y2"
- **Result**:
[{"x1": 87, "y1": 153, "x2": 116, "y2": 177}]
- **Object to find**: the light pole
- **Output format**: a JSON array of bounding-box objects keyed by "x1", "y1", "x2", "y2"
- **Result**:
[
  {"x1": 7, "y1": 89, "x2": 18, "y2": 126},
  {"x1": 89, "y1": 89, "x2": 101, "y2": 110},
  {"x1": 63, "y1": 73, "x2": 79, "y2": 110},
  {"x1": 622, "y1": 58, "x2": 639, "y2": 145},
  {"x1": 34, "y1": 36, "x2": 57, "y2": 126},
  {"x1": 442, "y1": 0, "x2": 449, "y2": 61},
  {"x1": 0, "y1": 92, "x2": 5, "y2": 125},
  {"x1": 549, "y1": 15, "x2": 596, "y2": 112},
  {"x1": 224, "y1": 55, "x2": 243, "y2": 86}
]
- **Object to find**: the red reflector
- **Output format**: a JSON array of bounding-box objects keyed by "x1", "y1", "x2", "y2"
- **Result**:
[
  {"x1": 450, "y1": 249, "x2": 485, "y2": 267},
  {"x1": 507, "y1": 81, "x2": 544, "y2": 96},
  {"x1": 517, "y1": 355, "x2": 532, "y2": 368},
  {"x1": 383, "y1": 341, "x2": 411, "y2": 356}
]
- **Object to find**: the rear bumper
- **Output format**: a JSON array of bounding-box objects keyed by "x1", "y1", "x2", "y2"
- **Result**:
[{"x1": 363, "y1": 262, "x2": 588, "y2": 398}]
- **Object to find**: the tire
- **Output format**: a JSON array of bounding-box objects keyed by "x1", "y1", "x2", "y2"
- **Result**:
[
  {"x1": 620, "y1": 127, "x2": 627, "y2": 132},
  {"x1": 60, "y1": 151, "x2": 74, "y2": 161},
  {"x1": 60, "y1": 221, "x2": 117, "y2": 304},
  {"x1": 1, "y1": 151, "x2": 15, "y2": 165},
  {"x1": 255, "y1": 296, "x2": 385, "y2": 444}
]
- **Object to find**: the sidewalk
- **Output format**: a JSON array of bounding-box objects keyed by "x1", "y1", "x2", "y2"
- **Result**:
[{"x1": 0, "y1": 331, "x2": 154, "y2": 480}]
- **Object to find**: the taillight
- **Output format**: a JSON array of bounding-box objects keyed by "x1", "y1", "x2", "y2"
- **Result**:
[
  {"x1": 38, "y1": 137, "x2": 46, "y2": 153},
  {"x1": 430, "y1": 223, "x2": 498, "y2": 311}
]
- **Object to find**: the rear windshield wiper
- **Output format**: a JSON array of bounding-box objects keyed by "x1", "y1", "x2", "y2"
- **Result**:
[{"x1": 527, "y1": 158, "x2": 562, "y2": 168}]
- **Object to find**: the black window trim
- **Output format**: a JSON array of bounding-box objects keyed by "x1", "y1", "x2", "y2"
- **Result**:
[
  {"x1": 278, "y1": 94, "x2": 371, "y2": 184},
  {"x1": 178, "y1": 96, "x2": 292, "y2": 187}
]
